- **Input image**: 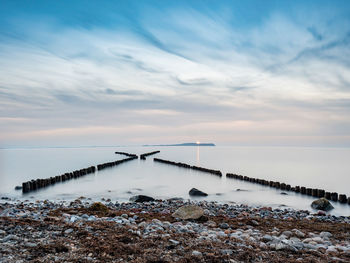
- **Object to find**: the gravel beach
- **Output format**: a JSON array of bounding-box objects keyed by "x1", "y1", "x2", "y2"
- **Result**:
[{"x1": 1, "y1": 198, "x2": 350, "y2": 262}]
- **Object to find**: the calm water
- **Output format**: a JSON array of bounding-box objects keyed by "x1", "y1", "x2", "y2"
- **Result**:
[{"x1": 1, "y1": 146, "x2": 350, "y2": 216}]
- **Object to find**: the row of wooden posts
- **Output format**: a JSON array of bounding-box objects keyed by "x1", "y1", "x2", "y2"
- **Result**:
[
  {"x1": 115, "y1": 152, "x2": 138, "y2": 157},
  {"x1": 153, "y1": 158, "x2": 222, "y2": 176},
  {"x1": 97, "y1": 156, "x2": 137, "y2": 171},
  {"x1": 22, "y1": 166, "x2": 96, "y2": 194},
  {"x1": 21, "y1": 151, "x2": 349, "y2": 206},
  {"x1": 226, "y1": 173, "x2": 350, "y2": 205},
  {"x1": 22, "y1": 152, "x2": 139, "y2": 194},
  {"x1": 140, "y1": 151, "x2": 160, "y2": 160},
  {"x1": 154, "y1": 157, "x2": 349, "y2": 205}
]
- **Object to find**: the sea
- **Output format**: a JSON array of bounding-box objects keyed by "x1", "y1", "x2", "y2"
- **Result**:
[{"x1": 1, "y1": 146, "x2": 350, "y2": 216}]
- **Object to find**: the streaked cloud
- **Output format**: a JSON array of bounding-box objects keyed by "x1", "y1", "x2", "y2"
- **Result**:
[{"x1": 0, "y1": 0, "x2": 350, "y2": 147}]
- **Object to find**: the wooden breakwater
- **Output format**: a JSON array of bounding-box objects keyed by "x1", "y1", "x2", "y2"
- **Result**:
[
  {"x1": 140, "y1": 151, "x2": 160, "y2": 160},
  {"x1": 22, "y1": 155, "x2": 138, "y2": 194},
  {"x1": 115, "y1": 152, "x2": 138, "y2": 158},
  {"x1": 97, "y1": 156, "x2": 137, "y2": 170},
  {"x1": 153, "y1": 158, "x2": 222, "y2": 177},
  {"x1": 22, "y1": 166, "x2": 96, "y2": 194},
  {"x1": 226, "y1": 173, "x2": 350, "y2": 205}
]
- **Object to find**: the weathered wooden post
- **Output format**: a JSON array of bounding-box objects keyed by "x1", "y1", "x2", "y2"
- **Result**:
[
  {"x1": 331, "y1": 192, "x2": 338, "y2": 202},
  {"x1": 306, "y1": 188, "x2": 312, "y2": 196},
  {"x1": 339, "y1": 194, "x2": 347, "y2": 203}
]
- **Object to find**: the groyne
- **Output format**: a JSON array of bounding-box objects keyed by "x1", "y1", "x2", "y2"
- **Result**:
[
  {"x1": 226, "y1": 173, "x2": 350, "y2": 205},
  {"x1": 115, "y1": 152, "x2": 138, "y2": 158},
  {"x1": 22, "y1": 166, "x2": 96, "y2": 194},
  {"x1": 140, "y1": 151, "x2": 160, "y2": 160},
  {"x1": 21, "y1": 154, "x2": 138, "y2": 194},
  {"x1": 153, "y1": 158, "x2": 222, "y2": 177},
  {"x1": 97, "y1": 156, "x2": 137, "y2": 171}
]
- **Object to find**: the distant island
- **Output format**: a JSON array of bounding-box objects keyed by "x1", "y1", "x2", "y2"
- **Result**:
[{"x1": 143, "y1": 142, "x2": 215, "y2": 147}]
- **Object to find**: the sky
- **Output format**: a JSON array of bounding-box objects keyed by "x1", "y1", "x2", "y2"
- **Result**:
[{"x1": 0, "y1": 0, "x2": 350, "y2": 147}]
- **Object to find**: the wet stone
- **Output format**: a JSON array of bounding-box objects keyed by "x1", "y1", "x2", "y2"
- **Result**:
[
  {"x1": 219, "y1": 223, "x2": 230, "y2": 229},
  {"x1": 64, "y1": 228, "x2": 73, "y2": 234}
]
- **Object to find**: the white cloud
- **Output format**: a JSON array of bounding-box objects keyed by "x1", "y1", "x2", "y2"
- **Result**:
[{"x1": 0, "y1": 8, "x2": 350, "y2": 147}]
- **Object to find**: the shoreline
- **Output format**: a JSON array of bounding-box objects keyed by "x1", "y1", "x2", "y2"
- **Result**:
[{"x1": 1, "y1": 198, "x2": 350, "y2": 262}]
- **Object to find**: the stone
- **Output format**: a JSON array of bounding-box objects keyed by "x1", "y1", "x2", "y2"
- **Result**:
[
  {"x1": 189, "y1": 188, "x2": 208, "y2": 197},
  {"x1": 311, "y1": 198, "x2": 334, "y2": 211},
  {"x1": 312, "y1": 237, "x2": 324, "y2": 243},
  {"x1": 129, "y1": 195, "x2": 155, "y2": 202},
  {"x1": 24, "y1": 242, "x2": 37, "y2": 248},
  {"x1": 275, "y1": 241, "x2": 298, "y2": 252},
  {"x1": 64, "y1": 228, "x2": 73, "y2": 234},
  {"x1": 169, "y1": 239, "x2": 180, "y2": 246},
  {"x1": 220, "y1": 249, "x2": 233, "y2": 255},
  {"x1": 293, "y1": 229, "x2": 305, "y2": 238},
  {"x1": 262, "y1": 234, "x2": 273, "y2": 242},
  {"x1": 282, "y1": 231, "x2": 293, "y2": 238},
  {"x1": 192, "y1": 250, "x2": 202, "y2": 257},
  {"x1": 14, "y1": 186, "x2": 22, "y2": 190},
  {"x1": 70, "y1": 215, "x2": 79, "y2": 223},
  {"x1": 3, "y1": 234, "x2": 19, "y2": 242},
  {"x1": 172, "y1": 205, "x2": 204, "y2": 220},
  {"x1": 219, "y1": 223, "x2": 229, "y2": 229},
  {"x1": 88, "y1": 202, "x2": 109, "y2": 213},
  {"x1": 167, "y1": 197, "x2": 184, "y2": 202},
  {"x1": 320, "y1": 231, "x2": 332, "y2": 238},
  {"x1": 317, "y1": 210, "x2": 326, "y2": 216},
  {"x1": 257, "y1": 242, "x2": 267, "y2": 250},
  {"x1": 250, "y1": 220, "x2": 259, "y2": 226}
]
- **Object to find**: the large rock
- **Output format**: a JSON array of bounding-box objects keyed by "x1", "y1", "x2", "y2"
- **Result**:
[
  {"x1": 189, "y1": 188, "x2": 208, "y2": 197},
  {"x1": 311, "y1": 197, "x2": 334, "y2": 211},
  {"x1": 89, "y1": 202, "x2": 109, "y2": 213},
  {"x1": 172, "y1": 205, "x2": 204, "y2": 220},
  {"x1": 129, "y1": 195, "x2": 155, "y2": 202}
]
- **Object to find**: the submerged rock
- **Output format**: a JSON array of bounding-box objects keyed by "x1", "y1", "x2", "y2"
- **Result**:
[
  {"x1": 129, "y1": 195, "x2": 155, "y2": 203},
  {"x1": 311, "y1": 198, "x2": 334, "y2": 211},
  {"x1": 189, "y1": 188, "x2": 208, "y2": 197},
  {"x1": 14, "y1": 186, "x2": 22, "y2": 190},
  {"x1": 172, "y1": 205, "x2": 204, "y2": 220}
]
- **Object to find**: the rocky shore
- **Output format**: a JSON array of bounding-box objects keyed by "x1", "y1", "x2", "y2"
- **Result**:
[{"x1": 1, "y1": 198, "x2": 350, "y2": 262}]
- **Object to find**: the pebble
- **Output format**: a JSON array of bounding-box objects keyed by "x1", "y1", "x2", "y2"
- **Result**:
[
  {"x1": 0, "y1": 198, "x2": 350, "y2": 262},
  {"x1": 24, "y1": 242, "x2": 37, "y2": 248},
  {"x1": 3, "y1": 234, "x2": 19, "y2": 242},
  {"x1": 169, "y1": 239, "x2": 180, "y2": 246},
  {"x1": 282, "y1": 230, "x2": 292, "y2": 237},
  {"x1": 262, "y1": 234, "x2": 273, "y2": 242},
  {"x1": 219, "y1": 222, "x2": 229, "y2": 229},
  {"x1": 64, "y1": 228, "x2": 73, "y2": 234},
  {"x1": 221, "y1": 249, "x2": 233, "y2": 255},
  {"x1": 192, "y1": 250, "x2": 202, "y2": 257},
  {"x1": 250, "y1": 220, "x2": 259, "y2": 226},
  {"x1": 320, "y1": 231, "x2": 332, "y2": 238},
  {"x1": 293, "y1": 229, "x2": 305, "y2": 238}
]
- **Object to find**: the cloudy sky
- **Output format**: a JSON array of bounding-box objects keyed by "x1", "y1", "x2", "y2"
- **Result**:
[{"x1": 0, "y1": 0, "x2": 350, "y2": 147}]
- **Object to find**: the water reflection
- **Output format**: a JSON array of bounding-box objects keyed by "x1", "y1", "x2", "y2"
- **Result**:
[{"x1": 196, "y1": 146, "x2": 200, "y2": 166}]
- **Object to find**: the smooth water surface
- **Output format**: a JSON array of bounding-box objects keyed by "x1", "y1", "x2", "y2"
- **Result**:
[{"x1": 0, "y1": 146, "x2": 349, "y2": 216}]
